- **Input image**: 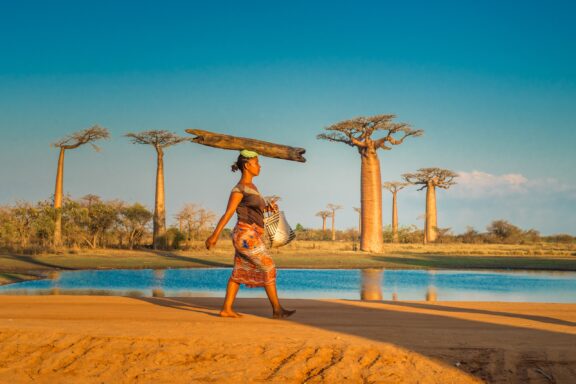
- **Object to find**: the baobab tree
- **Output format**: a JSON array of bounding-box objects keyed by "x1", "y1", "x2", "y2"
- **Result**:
[
  {"x1": 403, "y1": 168, "x2": 457, "y2": 243},
  {"x1": 315, "y1": 210, "x2": 332, "y2": 232},
  {"x1": 382, "y1": 181, "x2": 409, "y2": 243},
  {"x1": 318, "y1": 115, "x2": 423, "y2": 252},
  {"x1": 51, "y1": 125, "x2": 109, "y2": 247},
  {"x1": 125, "y1": 130, "x2": 186, "y2": 249},
  {"x1": 326, "y1": 204, "x2": 342, "y2": 241}
]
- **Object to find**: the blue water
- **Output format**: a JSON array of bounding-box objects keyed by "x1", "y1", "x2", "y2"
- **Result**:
[{"x1": 1, "y1": 268, "x2": 575, "y2": 302}]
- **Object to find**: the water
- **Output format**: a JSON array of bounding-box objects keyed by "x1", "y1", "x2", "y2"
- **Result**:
[{"x1": 1, "y1": 268, "x2": 575, "y2": 302}]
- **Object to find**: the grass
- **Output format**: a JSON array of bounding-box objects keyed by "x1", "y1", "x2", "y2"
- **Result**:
[{"x1": 1, "y1": 241, "x2": 575, "y2": 286}]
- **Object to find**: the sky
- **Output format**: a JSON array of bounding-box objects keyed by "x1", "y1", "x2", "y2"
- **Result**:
[{"x1": 0, "y1": 0, "x2": 575, "y2": 235}]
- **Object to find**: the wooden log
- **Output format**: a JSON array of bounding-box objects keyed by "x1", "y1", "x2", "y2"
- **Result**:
[{"x1": 185, "y1": 129, "x2": 306, "y2": 163}]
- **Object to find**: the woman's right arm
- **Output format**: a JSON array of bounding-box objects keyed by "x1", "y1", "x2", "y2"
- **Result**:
[{"x1": 205, "y1": 191, "x2": 243, "y2": 250}]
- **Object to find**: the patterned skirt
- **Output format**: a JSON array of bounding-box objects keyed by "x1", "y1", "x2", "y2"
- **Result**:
[{"x1": 231, "y1": 221, "x2": 276, "y2": 288}]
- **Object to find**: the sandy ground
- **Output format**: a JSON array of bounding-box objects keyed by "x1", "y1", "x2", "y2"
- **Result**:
[{"x1": 0, "y1": 296, "x2": 574, "y2": 383}]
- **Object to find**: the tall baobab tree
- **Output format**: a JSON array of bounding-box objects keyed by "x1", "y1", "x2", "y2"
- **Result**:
[
  {"x1": 403, "y1": 168, "x2": 457, "y2": 243},
  {"x1": 125, "y1": 130, "x2": 186, "y2": 249},
  {"x1": 326, "y1": 204, "x2": 342, "y2": 241},
  {"x1": 51, "y1": 125, "x2": 109, "y2": 247},
  {"x1": 315, "y1": 210, "x2": 332, "y2": 232},
  {"x1": 318, "y1": 115, "x2": 423, "y2": 252},
  {"x1": 382, "y1": 181, "x2": 409, "y2": 243}
]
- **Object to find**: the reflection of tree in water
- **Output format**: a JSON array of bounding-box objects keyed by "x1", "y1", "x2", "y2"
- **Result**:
[
  {"x1": 360, "y1": 269, "x2": 440, "y2": 302},
  {"x1": 153, "y1": 269, "x2": 165, "y2": 297},
  {"x1": 426, "y1": 286, "x2": 437, "y2": 302},
  {"x1": 426, "y1": 270, "x2": 437, "y2": 302},
  {"x1": 49, "y1": 271, "x2": 61, "y2": 295},
  {"x1": 360, "y1": 269, "x2": 383, "y2": 301}
]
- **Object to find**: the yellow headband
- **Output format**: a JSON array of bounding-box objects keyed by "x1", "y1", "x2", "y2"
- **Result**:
[{"x1": 240, "y1": 149, "x2": 258, "y2": 158}]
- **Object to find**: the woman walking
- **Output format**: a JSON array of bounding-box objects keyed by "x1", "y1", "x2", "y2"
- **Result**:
[{"x1": 205, "y1": 150, "x2": 296, "y2": 319}]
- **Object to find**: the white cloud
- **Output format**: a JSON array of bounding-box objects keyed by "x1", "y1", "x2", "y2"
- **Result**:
[{"x1": 449, "y1": 170, "x2": 576, "y2": 199}]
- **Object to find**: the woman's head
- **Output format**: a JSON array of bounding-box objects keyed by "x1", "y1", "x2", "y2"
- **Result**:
[{"x1": 231, "y1": 150, "x2": 261, "y2": 176}]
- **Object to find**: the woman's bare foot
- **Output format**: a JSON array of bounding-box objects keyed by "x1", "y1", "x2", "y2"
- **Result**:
[
  {"x1": 272, "y1": 308, "x2": 296, "y2": 319},
  {"x1": 219, "y1": 309, "x2": 242, "y2": 318}
]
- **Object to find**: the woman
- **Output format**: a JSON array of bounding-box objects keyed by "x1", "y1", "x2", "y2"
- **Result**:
[{"x1": 205, "y1": 149, "x2": 296, "y2": 319}]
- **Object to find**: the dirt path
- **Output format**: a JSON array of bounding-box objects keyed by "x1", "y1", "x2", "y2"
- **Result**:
[{"x1": 0, "y1": 296, "x2": 574, "y2": 383}]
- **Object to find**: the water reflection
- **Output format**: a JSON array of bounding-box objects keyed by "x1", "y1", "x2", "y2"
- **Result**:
[
  {"x1": 426, "y1": 270, "x2": 437, "y2": 302},
  {"x1": 1, "y1": 268, "x2": 575, "y2": 303},
  {"x1": 360, "y1": 269, "x2": 383, "y2": 301},
  {"x1": 425, "y1": 286, "x2": 437, "y2": 302},
  {"x1": 152, "y1": 269, "x2": 165, "y2": 297},
  {"x1": 49, "y1": 271, "x2": 61, "y2": 295},
  {"x1": 360, "y1": 269, "x2": 437, "y2": 302},
  {"x1": 0, "y1": 288, "x2": 147, "y2": 297}
]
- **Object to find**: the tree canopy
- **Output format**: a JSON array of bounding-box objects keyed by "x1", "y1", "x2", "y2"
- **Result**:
[
  {"x1": 383, "y1": 181, "x2": 410, "y2": 193},
  {"x1": 125, "y1": 130, "x2": 187, "y2": 150},
  {"x1": 315, "y1": 210, "x2": 332, "y2": 219},
  {"x1": 327, "y1": 203, "x2": 343, "y2": 212},
  {"x1": 402, "y1": 168, "x2": 458, "y2": 190},
  {"x1": 317, "y1": 114, "x2": 423, "y2": 154},
  {"x1": 52, "y1": 125, "x2": 110, "y2": 151}
]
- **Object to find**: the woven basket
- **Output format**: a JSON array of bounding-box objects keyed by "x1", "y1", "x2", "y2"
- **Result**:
[{"x1": 263, "y1": 211, "x2": 296, "y2": 248}]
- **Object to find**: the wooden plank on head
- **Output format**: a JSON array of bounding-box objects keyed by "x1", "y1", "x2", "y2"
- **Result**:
[{"x1": 185, "y1": 129, "x2": 306, "y2": 163}]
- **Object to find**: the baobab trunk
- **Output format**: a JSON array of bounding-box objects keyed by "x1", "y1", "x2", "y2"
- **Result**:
[
  {"x1": 322, "y1": 217, "x2": 327, "y2": 232},
  {"x1": 392, "y1": 192, "x2": 399, "y2": 243},
  {"x1": 360, "y1": 151, "x2": 383, "y2": 252},
  {"x1": 425, "y1": 182, "x2": 438, "y2": 243},
  {"x1": 331, "y1": 213, "x2": 336, "y2": 241},
  {"x1": 154, "y1": 149, "x2": 167, "y2": 249},
  {"x1": 53, "y1": 148, "x2": 65, "y2": 247}
]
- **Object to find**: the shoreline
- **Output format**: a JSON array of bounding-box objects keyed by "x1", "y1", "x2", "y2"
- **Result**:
[
  {"x1": 3, "y1": 264, "x2": 576, "y2": 288},
  {"x1": 2, "y1": 243, "x2": 575, "y2": 286}
]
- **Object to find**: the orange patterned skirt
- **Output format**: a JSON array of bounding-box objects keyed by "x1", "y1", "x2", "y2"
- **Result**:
[{"x1": 231, "y1": 221, "x2": 276, "y2": 288}]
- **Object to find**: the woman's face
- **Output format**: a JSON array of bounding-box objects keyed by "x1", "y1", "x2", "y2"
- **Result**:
[{"x1": 244, "y1": 156, "x2": 261, "y2": 176}]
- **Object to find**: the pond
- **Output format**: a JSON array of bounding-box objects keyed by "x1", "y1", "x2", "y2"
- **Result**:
[{"x1": 1, "y1": 268, "x2": 575, "y2": 303}]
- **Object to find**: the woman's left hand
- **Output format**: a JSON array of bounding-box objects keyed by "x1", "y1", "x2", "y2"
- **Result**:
[{"x1": 205, "y1": 234, "x2": 218, "y2": 250}]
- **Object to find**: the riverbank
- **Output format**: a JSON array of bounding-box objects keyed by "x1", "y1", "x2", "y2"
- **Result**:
[
  {"x1": 0, "y1": 295, "x2": 574, "y2": 383},
  {"x1": 1, "y1": 242, "x2": 575, "y2": 286}
]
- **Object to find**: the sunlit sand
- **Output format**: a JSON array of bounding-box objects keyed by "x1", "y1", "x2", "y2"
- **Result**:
[{"x1": 1, "y1": 295, "x2": 574, "y2": 383}]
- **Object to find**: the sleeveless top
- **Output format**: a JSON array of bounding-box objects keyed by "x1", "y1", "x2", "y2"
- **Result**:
[{"x1": 231, "y1": 183, "x2": 267, "y2": 228}]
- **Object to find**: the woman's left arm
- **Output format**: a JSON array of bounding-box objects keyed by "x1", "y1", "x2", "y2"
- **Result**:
[{"x1": 205, "y1": 191, "x2": 243, "y2": 250}]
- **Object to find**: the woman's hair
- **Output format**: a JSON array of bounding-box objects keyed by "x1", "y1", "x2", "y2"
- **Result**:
[{"x1": 231, "y1": 154, "x2": 251, "y2": 172}]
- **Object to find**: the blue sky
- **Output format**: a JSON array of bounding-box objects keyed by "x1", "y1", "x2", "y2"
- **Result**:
[{"x1": 1, "y1": 0, "x2": 575, "y2": 235}]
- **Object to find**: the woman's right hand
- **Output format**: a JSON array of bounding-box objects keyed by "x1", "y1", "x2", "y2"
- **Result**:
[{"x1": 205, "y1": 234, "x2": 218, "y2": 250}]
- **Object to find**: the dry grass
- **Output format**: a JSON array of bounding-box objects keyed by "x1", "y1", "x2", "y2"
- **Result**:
[{"x1": 267, "y1": 240, "x2": 576, "y2": 259}]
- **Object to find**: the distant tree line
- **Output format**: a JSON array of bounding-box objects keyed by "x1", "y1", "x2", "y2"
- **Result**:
[
  {"x1": 0, "y1": 196, "x2": 216, "y2": 253},
  {"x1": 294, "y1": 220, "x2": 575, "y2": 244}
]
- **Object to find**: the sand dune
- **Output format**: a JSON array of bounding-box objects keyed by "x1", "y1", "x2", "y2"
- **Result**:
[{"x1": 0, "y1": 296, "x2": 574, "y2": 383}]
